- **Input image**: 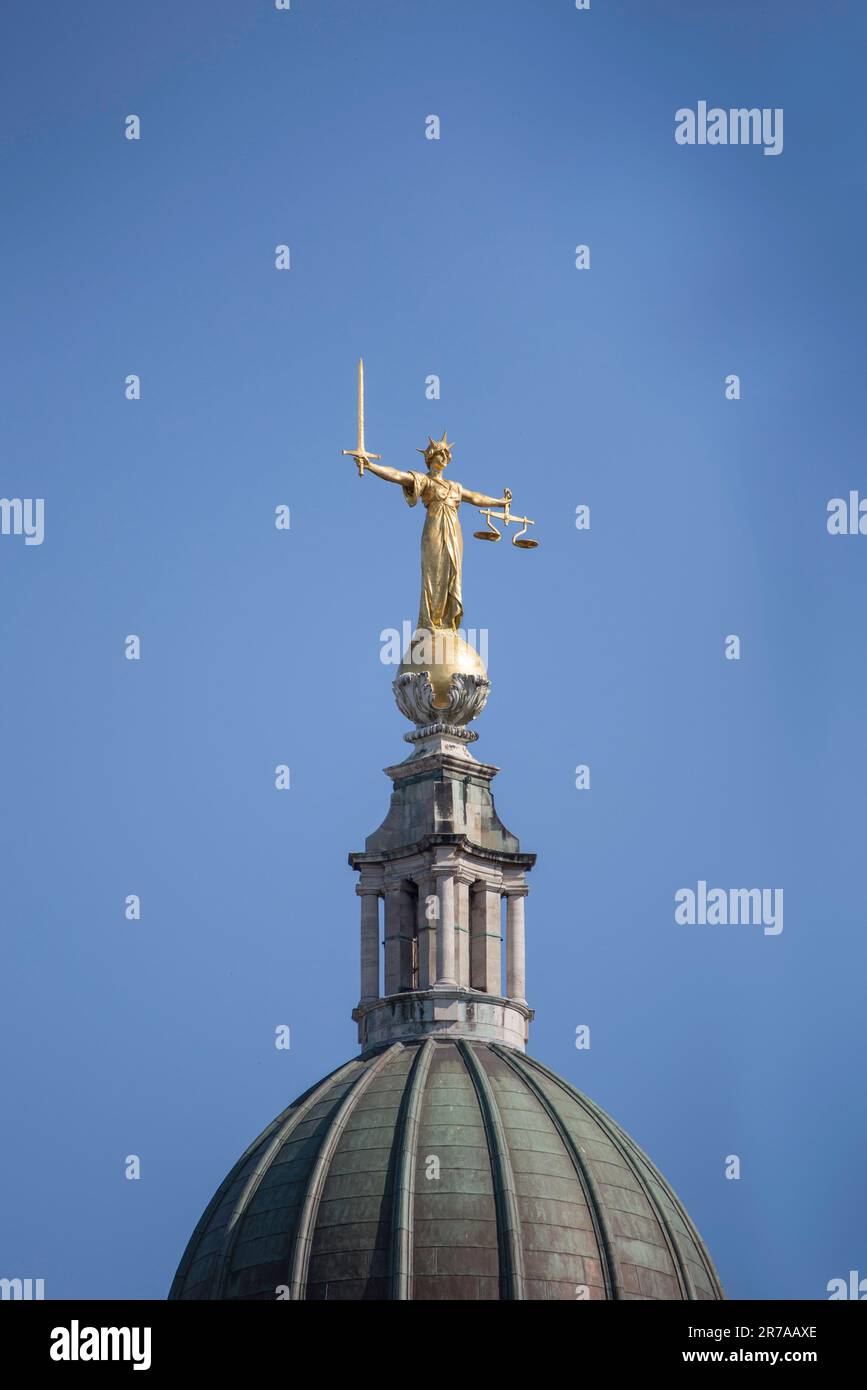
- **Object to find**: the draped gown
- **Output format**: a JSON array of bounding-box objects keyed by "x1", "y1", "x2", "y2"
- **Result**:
[{"x1": 402, "y1": 471, "x2": 464, "y2": 632}]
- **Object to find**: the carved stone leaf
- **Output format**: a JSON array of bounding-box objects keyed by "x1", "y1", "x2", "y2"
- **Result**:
[{"x1": 393, "y1": 671, "x2": 490, "y2": 727}]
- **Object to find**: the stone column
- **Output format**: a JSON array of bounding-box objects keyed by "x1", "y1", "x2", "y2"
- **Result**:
[
  {"x1": 470, "y1": 879, "x2": 502, "y2": 995},
  {"x1": 454, "y1": 871, "x2": 473, "y2": 988},
  {"x1": 432, "y1": 862, "x2": 457, "y2": 987},
  {"x1": 415, "y1": 875, "x2": 437, "y2": 990},
  {"x1": 357, "y1": 884, "x2": 381, "y2": 1003},
  {"x1": 504, "y1": 886, "x2": 527, "y2": 1004},
  {"x1": 383, "y1": 884, "x2": 404, "y2": 995}
]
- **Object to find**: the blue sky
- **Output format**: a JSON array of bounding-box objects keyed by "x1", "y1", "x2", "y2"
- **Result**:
[{"x1": 1, "y1": 0, "x2": 865, "y2": 1300}]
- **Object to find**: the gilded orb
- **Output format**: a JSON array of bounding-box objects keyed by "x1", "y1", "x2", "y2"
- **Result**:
[{"x1": 398, "y1": 626, "x2": 488, "y2": 709}]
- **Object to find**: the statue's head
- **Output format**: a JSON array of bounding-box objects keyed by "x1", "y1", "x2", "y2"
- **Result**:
[{"x1": 417, "y1": 432, "x2": 454, "y2": 476}]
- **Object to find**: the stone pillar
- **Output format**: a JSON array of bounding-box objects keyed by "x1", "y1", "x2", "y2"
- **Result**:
[
  {"x1": 357, "y1": 884, "x2": 381, "y2": 1002},
  {"x1": 454, "y1": 872, "x2": 472, "y2": 988},
  {"x1": 433, "y1": 863, "x2": 457, "y2": 987},
  {"x1": 504, "y1": 887, "x2": 527, "y2": 1004},
  {"x1": 470, "y1": 880, "x2": 502, "y2": 995},
  {"x1": 416, "y1": 875, "x2": 437, "y2": 990},
  {"x1": 383, "y1": 884, "x2": 404, "y2": 995}
]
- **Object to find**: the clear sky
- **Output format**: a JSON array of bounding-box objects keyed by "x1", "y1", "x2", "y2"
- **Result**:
[{"x1": 2, "y1": 0, "x2": 865, "y2": 1301}]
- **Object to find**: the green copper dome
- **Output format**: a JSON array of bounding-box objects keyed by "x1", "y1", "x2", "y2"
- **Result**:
[{"x1": 169, "y1": 1038, "x2": 723, "y2": 1301}]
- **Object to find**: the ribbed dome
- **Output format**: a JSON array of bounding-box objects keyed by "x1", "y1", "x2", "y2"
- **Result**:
[{"x1": 170, "y1": 1039, "x2": 722, "y2": 1301}]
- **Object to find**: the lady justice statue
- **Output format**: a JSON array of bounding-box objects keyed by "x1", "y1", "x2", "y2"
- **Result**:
[{"x1": 341, "y1": 360, "x2": 536, "y2": 731}]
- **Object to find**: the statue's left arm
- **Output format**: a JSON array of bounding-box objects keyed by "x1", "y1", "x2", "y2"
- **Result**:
[{"x1": 461, "y1": 487, "x2": 508, "y2": 508}]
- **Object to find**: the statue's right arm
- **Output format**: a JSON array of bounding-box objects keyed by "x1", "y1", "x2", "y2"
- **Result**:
[{"x1": 365, "y1": 461, "x2": 414, "y2": 487}]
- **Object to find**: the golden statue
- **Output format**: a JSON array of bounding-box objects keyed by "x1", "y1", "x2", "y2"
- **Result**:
[
  {"x1": 360, "y1": 431, "x2": 507, "y2": 633},
  {"x1": 342, "y1": 360, "x2": 536, "y2": 714}
]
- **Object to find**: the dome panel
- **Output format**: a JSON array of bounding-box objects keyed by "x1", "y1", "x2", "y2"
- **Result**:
[{"x1": 412, "y1": 1043, "x2": 500, "y2": 1300}]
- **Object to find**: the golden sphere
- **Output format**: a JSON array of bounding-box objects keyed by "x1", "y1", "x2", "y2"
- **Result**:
[{"x1": 397, "y1": 628, "x2": 488, "y2": 708}]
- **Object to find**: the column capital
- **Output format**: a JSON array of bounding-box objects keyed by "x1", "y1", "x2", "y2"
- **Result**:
[
  {"x1": 453, "y1": 866, "x2": 479, "y2": 887},
  {"x1": 356, "y1": 882, "x2": 383, "y2": 898},
  {"x1": 502, "y1": 884, "x2": 529, "y2": 898},
  {"x1": 429, "y1": 859, "x2": 458, "y2": 878}
]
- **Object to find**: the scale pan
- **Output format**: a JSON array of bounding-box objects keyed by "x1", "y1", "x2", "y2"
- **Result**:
[
  {"x1": 513, "y1": 537, "x2": 538, "y2": 549},
  {"x1": 473, "y1": 530, "x2": 501, "y2": 541}
]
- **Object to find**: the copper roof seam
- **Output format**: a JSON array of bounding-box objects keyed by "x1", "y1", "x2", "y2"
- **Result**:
[
  {"x1": 388, "y1": 1039, "x2": 436, "y2": 1301},
  {"x1": 489, "y1": 1044, "x2": 622, "y2": 1301},
  {"x1": 560, "y1": 1088, "x2": 705, "y2": 1302},
  {"x1": 604, "y1": 1128, "x2": 726, "y2": 1301},
  {"x1": 520, "y1": 1055, "x2": 698, "y2": 1301},
  {"x1": 286, "y1": 1043, "x2": 404, "y2": 1300},
  {"x1": 169, "y1": 1149, "x2": 271, "y2": 1300},
  {"x1": 168, "y1": 1056, "x2": 359, "y2": 1298},
  {"x1": 588, "y1": 1104, "x2": 724, "y2": 1297},
  {"x1": 209, "y1": 1057, "x2": 364, "y2": 1299},
  {"x1": 458, "y1": 1040, "x2": 526, "y2": 1301}
]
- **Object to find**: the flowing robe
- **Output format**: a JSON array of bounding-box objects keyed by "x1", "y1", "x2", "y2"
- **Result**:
[{"x1": 402, "y1": 471, "x2": 464, "y2": 631}]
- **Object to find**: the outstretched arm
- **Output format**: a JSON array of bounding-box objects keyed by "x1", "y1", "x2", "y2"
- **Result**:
[
  {"x1": 361, "y1": 460, "x2": 414, "y2": 487},
  {"x1": 462, "y1": 486, "x2": 509, "y2": 508}
]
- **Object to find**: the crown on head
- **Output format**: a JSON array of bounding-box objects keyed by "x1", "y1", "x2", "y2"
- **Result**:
[{"x1": 417, "y1": 431, "x2": 454, "y2": 466}]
